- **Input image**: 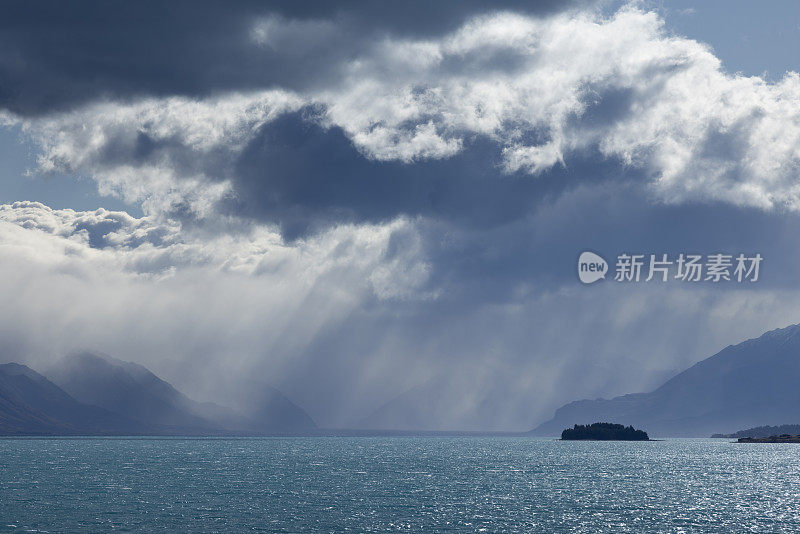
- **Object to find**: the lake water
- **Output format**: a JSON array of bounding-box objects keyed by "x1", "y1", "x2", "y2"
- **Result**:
[{"x1": 1, "y1": 437, "x2": 798, "y2": 532}]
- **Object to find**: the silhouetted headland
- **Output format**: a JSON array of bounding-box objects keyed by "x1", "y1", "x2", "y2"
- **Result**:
[{"x1": 737, "y1": 435, "x2": 800, "y2": 443}]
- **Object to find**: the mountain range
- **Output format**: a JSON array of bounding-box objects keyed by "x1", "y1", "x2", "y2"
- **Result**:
[
  {"x1": 0, "y1": 352, "x2": 315, "y2": 435},
  {"x1": 532, "y1": 323, "x2": 800, "y2": 437},
  {"x1": 4, "y1": 322, "x2": 800, "y2": 436}
]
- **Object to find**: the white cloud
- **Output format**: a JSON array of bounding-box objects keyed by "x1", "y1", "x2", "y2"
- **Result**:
[
  {"x1": 323, "y1": 7, "x2": 800, "y2": 209},
  {"x1": 10, "y1": 91, "x2": 304, "y2": 217},
  {"x1": 8, "y1": 6, "x2": 800, "y2": 219},
  {"x1": 0, "y1": 201, "x2": 431, "y2": 298}
]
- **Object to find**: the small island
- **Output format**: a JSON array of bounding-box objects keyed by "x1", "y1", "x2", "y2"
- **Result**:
[
  {"x1": 737, "y1": 434, "x2": 800, "y2": 443},
  {"x1": 561, "y1": 422, "x2": 649, "y2": 441}
]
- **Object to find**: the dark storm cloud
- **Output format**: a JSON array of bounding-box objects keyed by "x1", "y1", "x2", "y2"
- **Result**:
[
  {"x1": 226, "y1": 110, "x2": 563, "y2": 238},
  {"x1": 0, "y1": 0, "x2": 586, "y2": 116},
  {"x1": 221, "y1": 109, "x2": 645, "y2": 239}
]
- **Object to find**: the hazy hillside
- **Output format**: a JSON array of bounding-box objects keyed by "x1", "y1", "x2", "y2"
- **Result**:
[
  {"x1": 0, "y1": 363, "x2": 152, "y2": 435},
  {"x1": 532, "y1": 324, "x2": 800, "y2": 437},
  {"x1": 47, "y1": 351, "x2": 316, "y2": 434},
  {"x1": 357, "y1": 382, "x2": 452, "y2": 431},
  {"x1": 48, "y1": 352, "x2": 223, "y2": 432},
  {"x1": 220, "y1": 378, "x2": 317, "y2": 432}
]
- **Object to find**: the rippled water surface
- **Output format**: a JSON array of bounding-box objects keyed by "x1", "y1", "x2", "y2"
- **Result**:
[{"x1": 1, "y1": 437, "x2": 799, "y2": 532}]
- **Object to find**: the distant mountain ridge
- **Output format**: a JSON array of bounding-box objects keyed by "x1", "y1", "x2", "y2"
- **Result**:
[
  {"x1": 532, "y1": 323, "x2": 800, "y2": 437},
  {"x1": 0, "y1": 352, "x2": 316, "y2": 435},
  {"x1": 712, "y1": 424, "x2": 800, "y2": 439}
]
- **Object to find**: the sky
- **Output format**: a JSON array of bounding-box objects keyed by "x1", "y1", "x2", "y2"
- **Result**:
[{"x1": 1, "y1": 0, "x2": 800, "y2": 431}]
